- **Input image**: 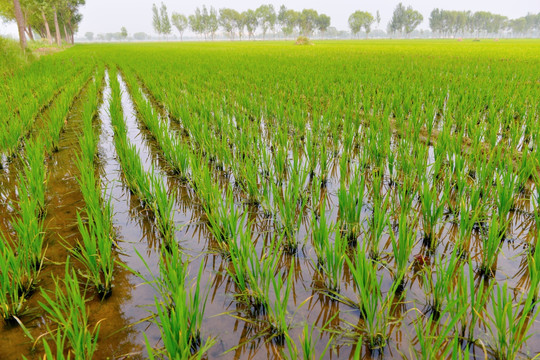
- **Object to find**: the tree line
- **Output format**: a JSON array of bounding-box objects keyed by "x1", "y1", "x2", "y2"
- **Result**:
[
  {"x1": 430, "y1": 9, "x2": 540, "y2": 37},
  {"x1": 0, "y1": 0, "x2": 84, "y2": 49},
  {"x1": 152, "y1": 3, "x2": 332, "y2": 40},
  {"x1": 152, "y1": 2, "x2": 540, "y2": 41}
]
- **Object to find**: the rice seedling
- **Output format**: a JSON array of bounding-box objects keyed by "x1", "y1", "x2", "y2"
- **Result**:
[
  {"x1": 487, "y1": 283, "x2": 539, "y2": 360},
  {"x1": 0, "y1": 234, "x2": 31, "y2": 324},
  {"x1": 204, "y1": 187, "x2": 242, "y2": 256},
  {"x1": 12, "y1": 174, "x2": 45, "y2": 273},
  {"x1": 419, "y1": 178, "x2": 447, "y2": 250},
  {"x1": 39, "y1": 260, "x2": 100, "y2": 360},
  {"x1": 528, "y1": 234, "x2": 540, "y2": 301},
  {"x1": 455, "y1": 259, "x2": 493, "y2": 346},
  {"x1": 243, "y1": 234, "x2": 282, "y2": 312},
  {"x1": 151, "y1": 173, "x2": 177, "y2": 250},
  {"x1": 368, "y1": 195, "x2": 390, "y2": 260},
  {"x1": 150, "y1": 260, "x2": 215, "y2": 358},
  {"x1": 226, "y1": 224, "x2": 259, "y2": 306},
  {"x1": 390, "y1": 211, "x2": 417, "y2": 292},
  {"x1": 342, "y1": 244, "x2": 396, "y2": 351},
  {"x1": 312, "y1": 216, "x2": 347, "y2": 293},
  {"x1": 22, "y1": 138, "x2": 47, "y2": 218},
  {"x1": 39, "y1": 331, "x2": 71, "y2": 360},
  {"x1": 282, "y1": 323, "x2": 334, "y2": 360},
  {"x1": 422, "y1": 249, "x2": 461, "y2": 319},
  {"x1": 337, "y1": 167, "x2": 365, "y2": 245},
  {"x1": 128, "y1": 247, "x2": 214, "y2": 357},
  {"x1": 71, "y1": 213, "x2": 114, "y2": 298},
  {"x1": 267, "y1": 262, "x2": 295, "y2": 343},
  {"x1": 45, "y1": 78, "x2": 89, "y2": 153},
  {"x1": 272, "y1": 165, "x2": 308, "y2": 253},
  {"x1": 409, "y1": 305, "x2": 467, "y2": 359},
  {"x1": 495, "y1": 167, "x2": 517, "y2": 237},
  {"x1": 479, "y1": 217, "x2": 504, "y2": 279}
]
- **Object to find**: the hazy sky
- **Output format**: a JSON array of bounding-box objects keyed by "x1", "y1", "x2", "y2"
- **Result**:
[{"x1": 2, "y1": 0, "x2": 540, "y2": 37}]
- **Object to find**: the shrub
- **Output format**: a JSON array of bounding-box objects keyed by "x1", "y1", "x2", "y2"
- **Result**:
[{"x1": 295, "y1": 36, "x2": 312, "y2": 45}]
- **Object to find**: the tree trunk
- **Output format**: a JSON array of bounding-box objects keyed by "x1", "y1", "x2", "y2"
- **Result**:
[
  {"x1": 27, "y1": 25, "x2": 35, "y2": 41},
  {"x1": 67, "y1": 21, "x2": 75, "y2": 44},
  {"x1": 53, "y1": 7, "x2": 62, "y2": 46},
  {"x1": 12, "y1": 0, "x2": 28, "y2": 49},
  {"x1": 63, "y1": 23, "x2": 70, "y2": 44},
  {"x1": 42, "y1": 11, "x2": 53, "y2": 45}
]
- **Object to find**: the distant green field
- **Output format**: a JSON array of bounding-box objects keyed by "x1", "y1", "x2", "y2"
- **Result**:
[{"x1": 1, "y1": 40, "x2": 540, "y2": 359}]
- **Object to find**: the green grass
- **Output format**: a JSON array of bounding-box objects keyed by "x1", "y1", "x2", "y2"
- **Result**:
[{"x1": 0, "y1": 37, "x2": 34, "y2": 75}]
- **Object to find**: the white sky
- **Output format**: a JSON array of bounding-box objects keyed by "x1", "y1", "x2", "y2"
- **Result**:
[{"x1": 2, "y1": 0, "x2": 540, "y2": 37}]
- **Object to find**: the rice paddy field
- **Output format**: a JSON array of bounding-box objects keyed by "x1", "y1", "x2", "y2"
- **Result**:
[{"x1": 1, "y1": 39, "x2": 540, "y2": 359}]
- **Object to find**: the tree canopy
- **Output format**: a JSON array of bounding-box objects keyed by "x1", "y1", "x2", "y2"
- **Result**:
[
  {"x1": 388, "y1": 3, "x2": 423, "y2": 36},
  {"x1": 349, "y1": 11, "x2": 375, "y2": 38}
]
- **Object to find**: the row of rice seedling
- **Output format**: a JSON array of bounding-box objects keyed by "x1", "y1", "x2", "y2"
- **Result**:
[
  {"x1": 72, "y1": 70, "x2": 116, "y2": 298},
  {"x1": 0, "y1": 55, "x2": 94, "y2": 162},
  {"x1": 119, "y1": 68, "x2": 191, "y2": 181},
  {"x1": 41, "y1": 70, "x2": 95, "y2": 153},
  {"x1": 0, "y1": 137, "x2": 47, "y2": 324},
  {"x1": 107, "y1": 68, "x2": 177, "y2": 250}
]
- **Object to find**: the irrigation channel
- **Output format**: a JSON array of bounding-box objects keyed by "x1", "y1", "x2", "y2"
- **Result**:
[{"x1": 1, "y1": 41, "x2": 540, "y2": 359}]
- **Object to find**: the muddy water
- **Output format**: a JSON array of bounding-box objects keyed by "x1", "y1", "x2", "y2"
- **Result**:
[{"x1": 1, "y1": 68, "x2": 539, "y2": 360}]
